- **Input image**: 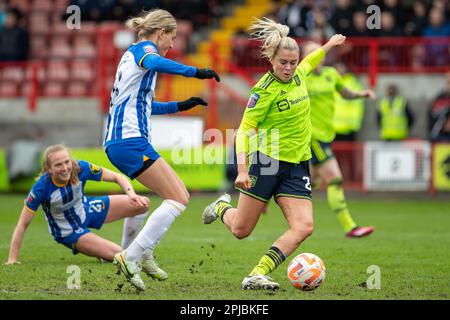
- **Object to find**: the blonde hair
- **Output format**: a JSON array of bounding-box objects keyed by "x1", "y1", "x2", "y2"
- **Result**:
[
  {"x1": 38, "y1": 144, "x2": 80, "y2": 184},
  {"x1": 126, "y1": 9, "x2": 177, "y2": 39},
  {"x1": 248, "y1": 17, "x2": 299, "y2": 60}
]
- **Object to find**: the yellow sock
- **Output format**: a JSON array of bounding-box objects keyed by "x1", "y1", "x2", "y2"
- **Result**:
[
  {"x1": 214, "y1": 201, "x2": 232, "y2": 223},
  {"x1": 249, "y1": 246, "x2": 286, "y2": 276},
  {"x1": 327, "y1": 179, "x2": 357, "y2": 233}
]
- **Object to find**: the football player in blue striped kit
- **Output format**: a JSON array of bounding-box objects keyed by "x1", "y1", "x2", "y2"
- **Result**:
[
  {"x1": 6, "y1": 144, "x2": 150, "y2": 265},
  {"x1": 103, "y1": 9, "x2": 221, "y2": 290}
]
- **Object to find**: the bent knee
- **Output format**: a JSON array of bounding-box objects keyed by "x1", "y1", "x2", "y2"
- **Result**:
[
  {"x1": 170, "y1": 192, "x2": 189, "y2": 207},
  {"x1": 231, "y1": 227, "x2": 252, "y2": 240},
  {"x1": 293, "y1": 222, "x2": 314, "y2": 238}
]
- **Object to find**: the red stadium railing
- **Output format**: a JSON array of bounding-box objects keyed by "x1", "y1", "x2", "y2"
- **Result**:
[
  {"x1": 1, "y1": 34, "x2": 448, "y2": 112},
  {"x1": 228, "y1": 36, "x2": 450, "y2": 87}
]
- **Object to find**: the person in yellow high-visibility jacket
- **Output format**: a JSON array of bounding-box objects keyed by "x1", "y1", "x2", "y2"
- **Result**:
[
  {"x1": 333, "y1": 62, "x2": 365, "y2": 141},
  {"x1": 377, "y1": 84, "x2": 414, "y2": 141}
]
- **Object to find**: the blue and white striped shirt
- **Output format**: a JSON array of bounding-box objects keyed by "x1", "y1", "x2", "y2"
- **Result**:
[
  {"x1": 25, "y1": 161, "x2": 103, "y2": 240},
  {"x1": 103, "y1": 41, "x2": 197, "y2": 147}
]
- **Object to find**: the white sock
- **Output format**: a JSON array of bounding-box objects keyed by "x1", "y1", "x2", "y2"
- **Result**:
[
  {"x1": 121, "y1": 212, "x2": 148, "y2": 249},
  {"x1": 124, "y1": 200, "x2": 186, "y2": 262}
]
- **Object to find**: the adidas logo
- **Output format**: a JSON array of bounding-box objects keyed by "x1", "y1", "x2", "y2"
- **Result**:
[{"x1": 280, "y1": 90, "x2": 286, "y2": 96}]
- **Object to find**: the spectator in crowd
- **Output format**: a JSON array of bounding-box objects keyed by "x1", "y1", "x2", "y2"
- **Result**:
[
  {"x1": 276, "y1": 0, "x2": 307, "y2": 37},
  {"x1": 377, "y1": 84, "x2": 415, "y2": 141},
  {"x1": 378, "y1": 11, "x2": 403, "y2": 37},
  {"x1": 404, "y1": 1, "x2": 428, "y2": 36},
  {"x1": 423, "y1": 7, "x2": 450, "y2": 37},
  {"x1": 422, "y1": 7, "x2": 450, "y2": 66},
  {"x1": 429, "y1": 72, "x2": 450, "y2": 142},
  {"x1": 0, "y1": 2, "x2": 7, "y2": 29},
  {"x1": 380, "y1": 0, "x2": 406, "y2": 31},
  {"x1": 330, "y1": 0, "x2": 354, "y2": 35},
  {"x1": 0, "y1": 8, "x2": 29, "y2": 62},
  {"x1": 348, "y1": 11, "x2": 371, "y2": 37},
  {"x1": 306, "y1": 6, "x2": 335, "y2": 39}
]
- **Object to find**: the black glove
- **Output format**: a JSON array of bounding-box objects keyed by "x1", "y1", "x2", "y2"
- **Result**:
[
  {"x1": 177, "y1": 97, "x2": 208, "y2": 112},
  {"x1": 195, "y1": 68, "x2": 221, "y2": 82}
]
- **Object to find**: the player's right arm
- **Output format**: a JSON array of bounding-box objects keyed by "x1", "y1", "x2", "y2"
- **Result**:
[
  {"x1": 6, "y1": 207, "x2": 35, "y2": 265},
  {"x1": 235, "y1": 85, "x2": 274, "y2": 189}
]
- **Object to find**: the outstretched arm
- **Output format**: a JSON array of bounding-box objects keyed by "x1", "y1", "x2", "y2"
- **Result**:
[
  {"x1": 101, "y1": 169, "x2": 149, "y2": 208},
  {"x1": 6, "y1": 207, "x2": 35, "y2": 265},
  {"x1": 339, "y1": 87, "x2": 377, "y2": 100},
  {"x1": 152, "y1": 97, "x2": 207, "y2": 115},
  {"x1": 141, "y1": 54, "x2": 220, "y2": 81}
]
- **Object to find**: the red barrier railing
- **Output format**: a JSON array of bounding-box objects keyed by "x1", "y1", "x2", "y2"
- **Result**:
[{"x1": 229, "y1": 36, "x2": 450, "y2": 87}]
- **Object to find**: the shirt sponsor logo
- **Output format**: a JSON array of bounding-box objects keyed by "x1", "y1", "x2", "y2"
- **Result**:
[
  {"x1": 144, "y1": 45, "x2": 157, "y2": 54},
  {"x1": 277, "y1": 99, "x2": 290, "y2": 112},
  {"x1": 26, "y1": 191, "x2": 35, "y2": 204},
  {"x1": 289, "y1": 95, "x2": 309, "y2": 105},
  {"x1": 89, "y1": 163, "x2": 101, "y2": 174},
  {"x1": 247, "y1": 92, "x2": 260, "y2": 108}
]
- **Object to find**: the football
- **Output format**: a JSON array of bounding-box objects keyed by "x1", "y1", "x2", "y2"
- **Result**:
[{"x1": 287, "y1": 253, "x2": 326, "y2": 291}]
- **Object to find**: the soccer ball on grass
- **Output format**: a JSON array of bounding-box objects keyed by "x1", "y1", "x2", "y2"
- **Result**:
[{"x1": 287, "y1": 253, "x2": 326, "y2": 291}]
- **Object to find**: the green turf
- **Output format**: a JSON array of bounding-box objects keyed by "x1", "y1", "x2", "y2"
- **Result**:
[{"x1": 0, "y1": 193, "x2": 449, "y2": 300}]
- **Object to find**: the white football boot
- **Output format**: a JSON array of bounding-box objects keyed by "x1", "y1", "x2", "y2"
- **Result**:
[
  {"x1": 113, "y1": 251, "x2": 145, "y2": 291},
  {"x1": 241, "y1": 275, "x2": 280, "y2": 290},
  {"x1": 202, "y1": 193, "x2": 231, "y2": 224},
  {"x1": 140, "y1": 255, "x2": 168, "y2": 281}
]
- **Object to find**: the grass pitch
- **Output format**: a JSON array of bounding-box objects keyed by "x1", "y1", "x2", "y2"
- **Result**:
[{"x1": 0, "y1": 193, "x2": 449, "y2": 300}]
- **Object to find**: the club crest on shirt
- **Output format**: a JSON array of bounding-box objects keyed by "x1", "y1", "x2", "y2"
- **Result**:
[
  {"x1": 144, "y1": 45, "x2": 157, "y2": 54},
  {"x1": 247, "y1": 92, "x2": 260, "y2": 108},
  {"x1": 249, "y1": 175, "x2": 258, "y2": 187},
  {"x1": 294, "y1": 75, "x2": 301, "y2": 86},
  {"x1": 89, "y1": 163, "x2": 101, "y2": 174}
]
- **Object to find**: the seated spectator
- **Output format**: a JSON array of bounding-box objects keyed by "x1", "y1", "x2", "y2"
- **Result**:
[
  {"x1": 404, "y1": 1, "x2": 428, "y2": 36},
  {"x1": 348, "y1": 11, "x2": 371, "y2": 37},
  {"x1": 378, "y1": 11, "x2": 403, "y2": 37},
  {"x1": 422, "y1": 8, "x2": 450, "y2": 66},
  {"x1": 380, "y1": 0, "x2": 406, "y2": 31},
  {"x1": 276, "y1": 0, "x2": 307, "y2": 37},
  {"x1": 306, "y1": 7, "x2": 335, "y2": 39},
  {"x1": 429, "y1": 72, "x2": 450, "y2": 142},
  {"x1": 423, "y1": 7, "x2": 450, "y2": 37},
  {"x1": 0, "y1": 8, "x2": 29, "y2": 62},
  {"x1": 330, "y1": 0, "x2": 354, "y2": 35}
]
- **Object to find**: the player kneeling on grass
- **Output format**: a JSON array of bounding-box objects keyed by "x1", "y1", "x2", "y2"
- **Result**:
[
  {"x1": 203, "y1": 18, "x2": 346, "y2": 290},
  {"x1": 5, "y1": 144, "x2": 159, "y2": 279}
]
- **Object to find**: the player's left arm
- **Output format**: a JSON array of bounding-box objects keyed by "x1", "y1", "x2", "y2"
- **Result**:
[
  {"x1": 101, "y1": 169, "x2": 149, "y2": 208},
  {"x1": 152, "y1": 97, "x2": 207, "y2": 115},
  {"x1": 335, "y1": 69, "x2": 376, "y2": 100},
  {"x1": 338, "y1": 87, "x2": 376, "y2": 100},
  {"x1": 142, "y1": 54, "x2": 220, "y2": 81}
]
